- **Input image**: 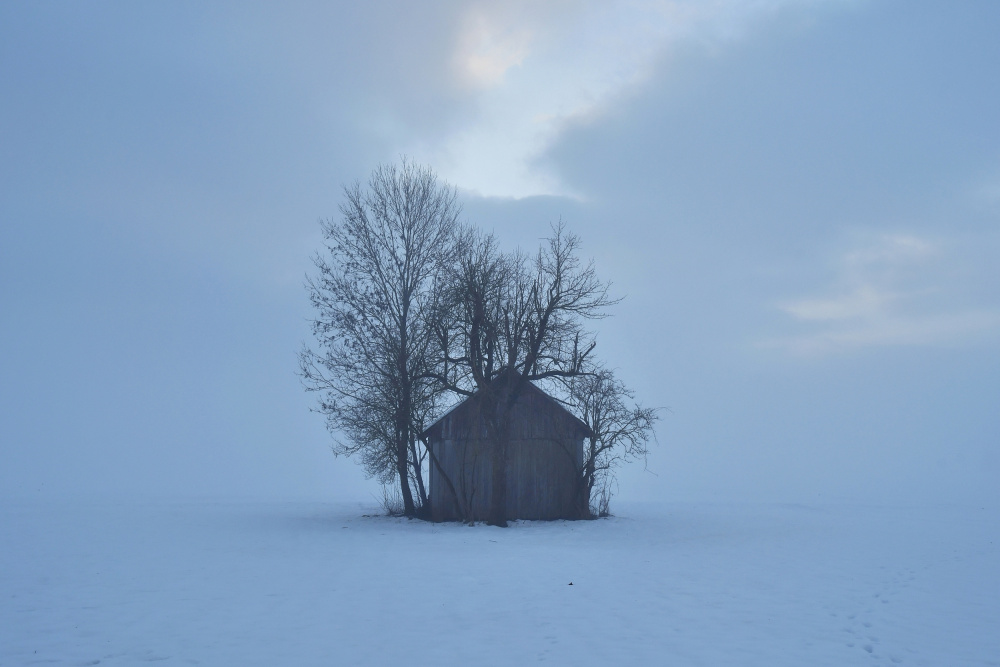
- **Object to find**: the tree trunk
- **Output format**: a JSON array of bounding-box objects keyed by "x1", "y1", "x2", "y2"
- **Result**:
[
  {"x1": 579, "y1": 454, "x2": 596, "y2": 519},
  {"x1": 397, "y1": 447, "x2": 416, "y2": 516},
  {"x1": 410, "y1": 436, "x2": 429, "y2": 510},
  {"x1": 396, "y1": 316, "x2": 417, "y2": 516},
  {"x1": 578, "y1": 438, "x2": 597, "y2": 518},
  {"x1": 396, "y1": 417, "x2": 416, "y2": 516},
  {"x1": 487, "y1": 431, "x2": 508, "y2": 527}
]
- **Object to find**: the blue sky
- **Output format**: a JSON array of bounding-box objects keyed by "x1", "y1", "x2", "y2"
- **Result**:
[{"x1": 2, "y1": 0, "x2": 997, "y2": 505}]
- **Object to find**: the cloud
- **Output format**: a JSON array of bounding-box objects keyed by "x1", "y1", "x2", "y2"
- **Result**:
[
  {"x1": 843, "y1": 234, "x2": 935, "y2": 266},
  {"x1": 768, "y1": 310, "x2": 1000, "y2": 355},
  {"x1": 763, "y1": 233, "x2": 1000, "y2": 355},
  {"x1": 972, "y1": 169, "x2": 1000, "y2": 212},
  {"x1": 453, "y1": 6, "x2": 534, "y2": 89},
  {"x1": 779, "y1": 285, "x2": 894, "y2": 321},
  {"x1": 406, "y1": 0, "x2": 838, "y2": 198}
]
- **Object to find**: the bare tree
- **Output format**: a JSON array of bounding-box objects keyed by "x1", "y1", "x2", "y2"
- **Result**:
[
  {"x1": 435, "y1": 222, "x2": 618, "y2": 526},
  {"x1": 300, "y1": 159, "x2": 460, "y2": 517},
  {"x1": 567, "y1": 368, "x2": 660, "y2": 517}
]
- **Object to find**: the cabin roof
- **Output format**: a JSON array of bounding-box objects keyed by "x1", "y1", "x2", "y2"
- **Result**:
[{"x1": 421, "y1": 376, "x2": 593, "y2": 440}]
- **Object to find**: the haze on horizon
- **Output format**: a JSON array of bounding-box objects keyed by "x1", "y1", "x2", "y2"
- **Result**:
[{"x1": 1, "y1": 0, "x2": 997, "y2": 508}]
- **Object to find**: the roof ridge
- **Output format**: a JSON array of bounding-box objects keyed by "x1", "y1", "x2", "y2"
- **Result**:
[{"x1": 421, "y1": 375, "x2": 593, "y2": 439}]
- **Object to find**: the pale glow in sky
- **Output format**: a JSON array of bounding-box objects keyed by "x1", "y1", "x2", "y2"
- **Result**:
[{"x1": 420, "y1": 0, "x2": 827, "y2": 198}]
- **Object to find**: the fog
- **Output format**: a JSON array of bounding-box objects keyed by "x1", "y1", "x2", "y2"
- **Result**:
[{"x1": 2, "y1": 0, "x2": 997, "y2": 507}]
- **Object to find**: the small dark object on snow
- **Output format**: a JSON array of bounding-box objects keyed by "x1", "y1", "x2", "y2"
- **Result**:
[{"x1": 568, "y1": 582, "x2": 573, "y2": 586}]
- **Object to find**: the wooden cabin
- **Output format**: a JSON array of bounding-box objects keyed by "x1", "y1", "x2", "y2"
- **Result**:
[{"x1": 423, "y1": 380, "x2": 592, "y2": 522}]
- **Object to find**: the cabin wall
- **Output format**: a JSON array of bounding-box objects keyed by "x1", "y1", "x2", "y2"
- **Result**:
[
  {"x1": 428, "y1": 388, "x2": 585, "y2": 521},
  {"x1": 430, "y1": 436, "x2": 583, "y2": 521}
]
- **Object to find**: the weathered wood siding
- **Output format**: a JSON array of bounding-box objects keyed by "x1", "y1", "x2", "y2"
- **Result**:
[{"x1": 428, "y1": 385, "x2": 585, "y2": 521}]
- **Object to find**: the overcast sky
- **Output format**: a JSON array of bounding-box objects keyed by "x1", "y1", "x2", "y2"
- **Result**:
[{"x1": 2, "y1": 0, "x2": 997, "y2": 506}]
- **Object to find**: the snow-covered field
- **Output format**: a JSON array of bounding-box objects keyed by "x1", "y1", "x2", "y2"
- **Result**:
[{"x1": 2, "y1": 499, "x2": 998, "y2": 666}]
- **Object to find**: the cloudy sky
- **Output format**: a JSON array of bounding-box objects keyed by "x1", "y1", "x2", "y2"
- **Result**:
[{"x1": 2, "y1": 0, "x2": 997, "y2": 506}]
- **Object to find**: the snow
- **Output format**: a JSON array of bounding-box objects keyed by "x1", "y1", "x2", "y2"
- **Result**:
[{"x1": 2, "y1": 499, "x2": 998, "y2": 666}]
